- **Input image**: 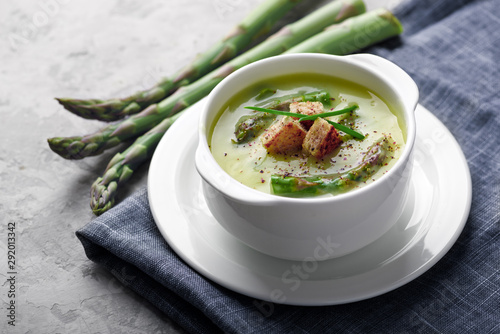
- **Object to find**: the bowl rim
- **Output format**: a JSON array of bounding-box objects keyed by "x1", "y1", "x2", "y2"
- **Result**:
[{"x1": 196, "y1": 53, "x2": 419, "y2": 205}]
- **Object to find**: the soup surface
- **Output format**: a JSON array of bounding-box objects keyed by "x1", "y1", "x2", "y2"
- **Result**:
[{"x1": 209, "y1": 73, "x2": 405, "y2": 197}]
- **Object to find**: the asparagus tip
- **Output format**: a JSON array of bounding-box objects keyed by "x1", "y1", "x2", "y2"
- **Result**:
[{"x1": 90, "y1": 179, "x2": 117, "y2": 216}]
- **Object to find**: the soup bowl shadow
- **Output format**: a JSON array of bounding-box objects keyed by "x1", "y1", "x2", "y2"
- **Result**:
[{"x1": 195, "y1": 53, "x2": 418, "y2": 261}]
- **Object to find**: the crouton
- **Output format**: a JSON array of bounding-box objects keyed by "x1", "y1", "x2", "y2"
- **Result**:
[
  {"x1": 261, "y1": 117, "x2": 307, "y2": 154},
  {"x1": 303, "y1": 118, "x2": 342, "y2": 159},
  {"x1": 290, "y1": 101, "x2": 324, "y2": 130}
]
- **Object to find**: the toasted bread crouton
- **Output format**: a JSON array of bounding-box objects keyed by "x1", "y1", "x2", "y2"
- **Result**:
[
  {"x1": 290, "y1": 101, "x2": 324, "y2": 130},
  {"x1": 261, "y1": 117, "x2": 307, "y2": 154},
  {"x1": 303, "y1": 118, "x2": 342, "y2": 159}
]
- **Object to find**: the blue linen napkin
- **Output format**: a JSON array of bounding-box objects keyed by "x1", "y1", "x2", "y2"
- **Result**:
[{"x1": 77, "y1": 0, "x2": 500, "y2": 332}]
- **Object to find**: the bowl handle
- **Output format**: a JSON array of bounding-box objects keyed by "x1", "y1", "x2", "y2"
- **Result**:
[
  {"x1": 194, "y1": 143, "x2": 270, "y2": 204},
  {"x1": 346, "y1": 54, "x2": 419, "y2": 113}
]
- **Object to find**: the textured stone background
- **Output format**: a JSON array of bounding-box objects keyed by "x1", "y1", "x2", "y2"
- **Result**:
[{"x1": 1, "y1": 0, "x2": 396, "y2": 332}]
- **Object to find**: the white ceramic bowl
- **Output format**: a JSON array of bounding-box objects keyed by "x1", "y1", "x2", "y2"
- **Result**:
[{"x1": 195, "y1": 53, "x2": 419, "y2": 261}]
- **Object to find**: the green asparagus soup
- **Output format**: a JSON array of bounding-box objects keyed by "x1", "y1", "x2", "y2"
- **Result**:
[{"x1": 209, "y1": 73, "x2": 405, "y2": 197}]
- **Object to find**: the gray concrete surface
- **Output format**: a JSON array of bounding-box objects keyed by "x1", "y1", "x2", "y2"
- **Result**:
[{"x1": 1, "y1": 0, "x2": 397, "y2": 332}]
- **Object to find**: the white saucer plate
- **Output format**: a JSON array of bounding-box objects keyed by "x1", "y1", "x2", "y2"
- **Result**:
[{"x1": 148, "y1": 98, "x2": 472, "y2": 306}]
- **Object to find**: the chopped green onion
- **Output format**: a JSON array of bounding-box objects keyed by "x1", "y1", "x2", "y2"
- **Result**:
[
  {"x1": 299, "y1": 104, "x2": 358, "y2": 121},
  {"x1": 326, "y1": 120, "x2": 365, "y2": 139}
]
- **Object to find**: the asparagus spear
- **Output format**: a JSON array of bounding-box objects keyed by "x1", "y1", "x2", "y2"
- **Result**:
[
  {"x1": 90, "y1": 111, "x2": 183, "y2": 215},
  {"x1": 48, "y1": 0, "x2": 367, "y2": 160},
  {"x1": 234, "y1": 90, "x2": 332, "y2": 143},
  {"x1": 284, "y1": 7, "x2": 403, "y2": 55},
  {"x1": 55, "y1": 0, "x2": 306, "y2": 122},
  {"x1": 233, "y1": 113, "x2": 277, "y2": 144},
  {"x1": 89, "y1": 8, "x2": 403, "y2": 214},
  {"x1": 255, "y1": 89, "x2": 332, "y2": 109},
  {"x1": 271, "y1": 136, "x2": 393, "y2": 196}
]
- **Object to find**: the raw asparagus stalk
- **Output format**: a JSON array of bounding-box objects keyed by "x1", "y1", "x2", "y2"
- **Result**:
[
  {"x1": 271, "y1": 136, "x2": 393, "y2": 196},
  {"x1": 48, "y1": 0, "x2": 367, "y2": 159},
  {"x1": 55, "y1": 0, "x2": 306, "y2": 122},
  {"x1": 88, "y1": 8, "x2": 403, "y2": 215},
  {"x1": 284, "y1": 7, "x2": 403, "y2": 55},
  {"x1": 90, "y1": 111, "x2": 183, "y2": 215},
  {"x1": 234, "y1": 90, "x2": 332, "y2": 143}
]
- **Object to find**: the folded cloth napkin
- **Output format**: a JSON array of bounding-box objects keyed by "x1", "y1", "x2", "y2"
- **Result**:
[{"x1": 77, "y1": 0, "x2": 500, "y2": 332}]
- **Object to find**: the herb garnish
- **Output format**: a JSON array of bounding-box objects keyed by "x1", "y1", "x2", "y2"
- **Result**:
[{"x1": 244, "y1": 105, "x2": 365, "y2": 139}]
